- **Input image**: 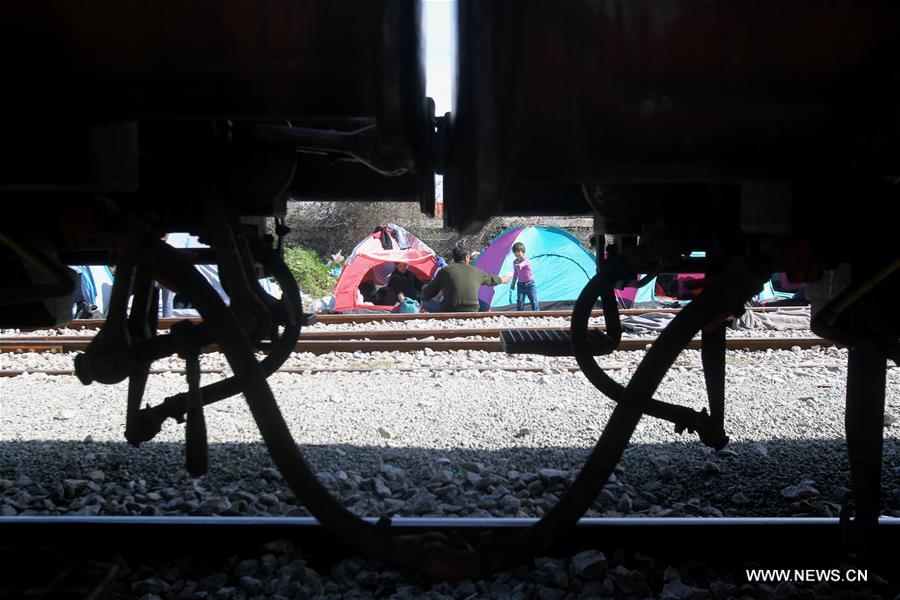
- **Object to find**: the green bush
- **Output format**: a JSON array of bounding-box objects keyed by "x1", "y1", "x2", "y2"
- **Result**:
[{"x1": 282, "y1": 246, "x2": 335, "y2": 298}]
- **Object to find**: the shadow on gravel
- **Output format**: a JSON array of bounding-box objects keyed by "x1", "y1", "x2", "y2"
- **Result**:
[
  {"x1": 4, "y1": 439, "x2": 900, "y2": 599},
  {"x1": 1, "y1": 437, "x2": 898, "y2": 519}
]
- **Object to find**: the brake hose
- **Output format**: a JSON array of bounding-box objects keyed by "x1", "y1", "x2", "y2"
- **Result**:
[
  {"x1": 132, "y1": 248, "x2": 304, "y2": 438},
  {"x1": 570, "y1": 256, "x2": 704, "y2": 429},
  {"x1": 471, "y1": 257, "x2": 770, "y2": 575},
  {"x1": 140, "y1": 240, "x2": 397, "y2": 562}
]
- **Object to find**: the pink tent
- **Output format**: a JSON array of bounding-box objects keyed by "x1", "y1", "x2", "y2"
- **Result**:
[{"x1": 331, "y1": 225, "x2": 438, "y2": 312}]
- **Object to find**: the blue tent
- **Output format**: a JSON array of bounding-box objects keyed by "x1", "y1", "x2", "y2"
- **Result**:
[{"x1": 475, "y1": 225, "x2": 596, "y2": 310}]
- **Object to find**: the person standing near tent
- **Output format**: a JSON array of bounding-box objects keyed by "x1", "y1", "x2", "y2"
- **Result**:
[
  {"x1": 159, "y1": 284, "x2": 175, "y2": 317},
  {"x1": 159, "y1": 235, "x2": 175, "y2": 317},
  {"x1": 509, "y1": 241, "x2": 539, "y2": 311},
  {"x1": 71, "y1": 267, "x2": 95, "y2": 319},
  {"x1": 387, "y1": 261, "x2": 425, "y2": 304},
  {"x1": 420, "y1": 247, "x2": 511, "y2": 312}
]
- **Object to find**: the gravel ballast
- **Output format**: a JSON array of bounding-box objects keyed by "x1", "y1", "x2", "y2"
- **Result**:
[
  {"x1": 2, "y1": 345, "x2": 897, "y2": 522},
  {"x1": 2, "y1": 344, "x2": 898, "y2": 598}
]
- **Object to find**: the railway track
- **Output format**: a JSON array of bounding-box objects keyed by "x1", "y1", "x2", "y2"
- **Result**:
[
  {"x1": 3, "y1": 306, "x2": 893, "y2": 594},
  {"x1": 4, "y1": 516, "x2": 897, "y2": 567},
  {"x1": 2, "y1": 516, "x2": 897, "y2": 597},
  {"x1": 20, "y1": 305, "x2": 809, "y2": 331},
  {"x1": 0, "y1": 360, "x2": 862, "y2": 378},
  {"x1": 0, "y1": 333, "x2": 830, "y2": 356}
]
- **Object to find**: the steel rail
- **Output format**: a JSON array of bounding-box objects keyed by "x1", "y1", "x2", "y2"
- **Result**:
[
  {"x1": 0, "y1": 335, "x2": 832, "y2": 355},
  {"x1": 5, "y1": 327, "x2": 562, "y2": 342},
  {"x1": 23, "y1": 305, "x2": 809, "y2": 331},
  {"x1": 1, "y1": 516, "x2": 897, "y2": 572},
  {"x1": 2, "y1": 360, "x2": 874, "y2": 379}
]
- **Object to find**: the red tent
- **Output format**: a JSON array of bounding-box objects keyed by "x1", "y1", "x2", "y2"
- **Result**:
[{"x1": 331, "y1": 225, "x2": 438, "y2": 312}]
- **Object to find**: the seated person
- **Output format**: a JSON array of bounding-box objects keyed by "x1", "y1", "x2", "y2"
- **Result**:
[
  {"x1": 372, "y1": 285, "x2": 395, "y2": 306},
  {"x1": 387, "y1": 261, "x2": 425, "y2": 304},
  {"x1": 358, "y1": 276, "x2": 377, "y2": 304},
  {"x1": 420, "y1": 247, "x2": 511, "y2": 312}
]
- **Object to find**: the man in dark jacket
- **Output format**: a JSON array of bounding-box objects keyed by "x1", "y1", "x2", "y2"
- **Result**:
[
  {"x1": 387, "y1": 261, "x2": 425, "y2": 304},
  {"x1": 420, "y1": 247, "x2": 511, "y2": 312}
]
